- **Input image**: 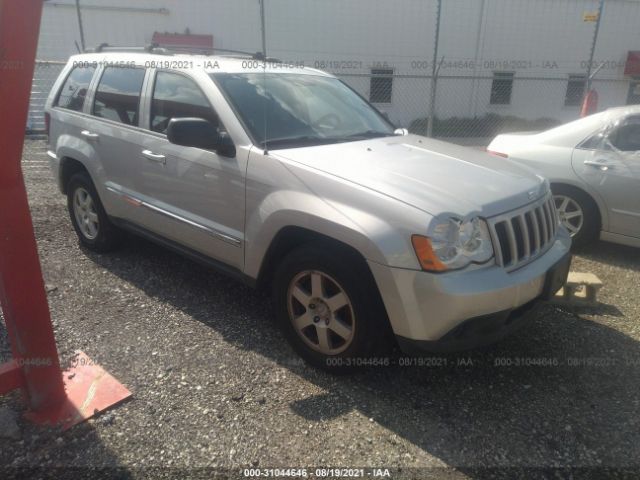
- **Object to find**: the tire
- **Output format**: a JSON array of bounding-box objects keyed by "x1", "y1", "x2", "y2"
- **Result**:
[
  {"x1": 272, "y1": 243, "x2": 389, "y2": 373},
  {"x1": 67, "y1": 172, "x2": 122, "y2": 252},
  {"x1": 551, "y1": 184, "x2": 600, "y2": 248}
]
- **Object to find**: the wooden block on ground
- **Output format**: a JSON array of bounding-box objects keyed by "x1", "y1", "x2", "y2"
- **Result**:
[
  {"x1": 565, "y1": 272, "x2": 603, "y2": 288},
  {"x1": 553, "y1": 272, "x2": 603, "y2": 305}
]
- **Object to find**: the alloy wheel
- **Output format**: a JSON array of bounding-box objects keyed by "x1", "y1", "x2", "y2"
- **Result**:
[
  {"x1": 73, "y1": 187, "x2": 99, "y2": 240},
  {"x1": 554, "y1": 194, "x2": 584, "y2": 237},
  {"x1": 287, "y1": 270, "x2": 355, "y2": 355}
]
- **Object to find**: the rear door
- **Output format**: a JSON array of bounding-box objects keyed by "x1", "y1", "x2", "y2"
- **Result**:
[
  {"x1": 131, "y1": 69, "x2": 246, "y2": 269},
  {"x1": 84, "y1": 65, "x2": 148, "y2": 221},
  {"x1": 572, "y1": 115, "x2": 640, "y2": 238}
]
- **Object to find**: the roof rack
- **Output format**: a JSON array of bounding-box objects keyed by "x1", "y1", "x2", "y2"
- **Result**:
[
  {"x1": 88, "y1": 43, "x2": 158, "y2": 53},
  {"x1": 86, "y1": 43, "x2": 280, "y2": 62}
]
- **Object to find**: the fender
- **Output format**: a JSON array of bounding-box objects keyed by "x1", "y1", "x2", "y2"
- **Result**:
[
  {"x1": 54, "y1": 131, "x2": 108, "y2": 194},
  {"x1": 244, "y1": 188, "x2": 425, "y2": 280}
]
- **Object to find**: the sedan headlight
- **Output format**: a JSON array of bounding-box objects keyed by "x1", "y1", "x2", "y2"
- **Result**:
[{"x1": 412, "y1": 216, "x2": 494, "y2": 272}]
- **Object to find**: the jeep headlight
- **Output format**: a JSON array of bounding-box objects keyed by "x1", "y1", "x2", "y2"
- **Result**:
[{"x1": 412, "y1": 216, "x2": 494, "y2": 272}]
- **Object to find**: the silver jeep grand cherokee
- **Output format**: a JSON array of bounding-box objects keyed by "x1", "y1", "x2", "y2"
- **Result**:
[{"x1": 46, "y1": 50, "x2": 571, "y2": 370}]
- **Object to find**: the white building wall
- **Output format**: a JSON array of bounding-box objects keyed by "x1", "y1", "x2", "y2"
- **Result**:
[{"x1": 30, "y1": 0, "x2": 640, "y2": 132}]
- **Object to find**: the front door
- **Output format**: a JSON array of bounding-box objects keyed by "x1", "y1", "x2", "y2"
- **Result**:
[
  {"x1": 85, "y1": 65, "x2": 148, "y2": 221},
  {"x1": 134, "y1": 70, "x2": 246, "y2": 270},
  {"x1": 572, "y1": 115, "x2": 640, "y2": 238}
]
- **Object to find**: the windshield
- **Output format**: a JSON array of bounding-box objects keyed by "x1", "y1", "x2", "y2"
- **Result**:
[{"x1": 211, "y1": 72, "x2": 395, "y2": 148}]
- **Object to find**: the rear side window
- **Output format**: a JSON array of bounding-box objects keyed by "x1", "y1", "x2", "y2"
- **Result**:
[
  {"x1": 578, "y1": 132, "x2": 604, "y2": 150},
  {"x1": 150, "y1": 71, "x2": 219, "y2": 134},
  {"x1": 609, "y1": 117, "x2": 640, "y2": 152},
  {"x1": 93, "y1": 67, "x2": 146, "y2": 126},
  {"x1": 56, "y1": 66, "x2": 96, "y2": 112}
]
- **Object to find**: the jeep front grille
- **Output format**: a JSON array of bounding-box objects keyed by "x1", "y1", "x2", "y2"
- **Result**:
[{"x1": 490, "y1": 194, "x2": 558, "y2": 271}]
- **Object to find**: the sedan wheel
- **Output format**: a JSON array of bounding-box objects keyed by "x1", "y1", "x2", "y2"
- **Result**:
[
  {"x1": 287, "y1": 270, "x2": 355, "y2": 355},
  {"x1": 554, "y1": 194, "x2": 584, "y2": 237}
]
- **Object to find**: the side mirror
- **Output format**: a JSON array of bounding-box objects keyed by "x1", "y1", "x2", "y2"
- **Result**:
[
  {"x1": 394, "y1": 128, "x2": 409, "y2": 136},
  {"x1": 167, "y1": 117, "x2": 218, "y2": 150},
  {"x1": 167, "y1": 117, "x2": 235, "y2": 157}
]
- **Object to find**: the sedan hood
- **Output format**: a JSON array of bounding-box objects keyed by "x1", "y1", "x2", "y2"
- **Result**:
[{"x1": 273, "y1": 134, "x2": 547, "y2": 218}]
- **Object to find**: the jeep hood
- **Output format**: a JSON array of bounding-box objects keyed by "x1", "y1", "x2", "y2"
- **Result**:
[{"x1": 272, "y1": 134, "x2": 547, "y2": 218}]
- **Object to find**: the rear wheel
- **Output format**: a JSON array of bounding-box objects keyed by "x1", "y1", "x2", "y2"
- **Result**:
[
  {"x1": 272, "y1": 243, "x2": 388, "y2": 372},
  {"x1": 552, "y1": 184, "x2": 599, "y2": 248},
  {"x1": 67, "y1": 172, "x2": 122, "y2": 252}
]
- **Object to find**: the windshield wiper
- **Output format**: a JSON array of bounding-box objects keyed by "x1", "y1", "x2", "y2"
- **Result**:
[
  {"x1": 343, "y1": 130, "x2": 395, "y2": 140},
  {"x1": 261, "y1": 131, "x2": 394, "y2": 149},
  {"x1": 261, "y1": 135, "x2": 347, "y2": 149}
]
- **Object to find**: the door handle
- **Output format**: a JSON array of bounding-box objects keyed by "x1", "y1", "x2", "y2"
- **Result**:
[
  {"x1": 584, "y1": 159, "x2": 613, "y2": 171},
  {"x1": 142, "y1": 150, "x2": 166, "y2": 164},
  {"x1": 80, "y1": 130, "x2": 99, "y2": 139}
]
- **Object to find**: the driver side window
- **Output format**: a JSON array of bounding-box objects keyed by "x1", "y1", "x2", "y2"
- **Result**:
[{"x1": 150, "y1": 71, "x2": 220, "y2": 134}]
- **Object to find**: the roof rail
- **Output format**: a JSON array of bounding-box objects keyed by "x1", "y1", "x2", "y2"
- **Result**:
[
  {"x1": 158, "y1": 45, "x2": 252, "y2": 57},
  {"x1": 158, "y1": 45, "x2": 281, "y2": 62},
  {"x1": 88, "y1": 43, "x2": 159, "y2": 53},
  {"x1": 85, "y1": 43, "x2": 281, "y2": 62}
]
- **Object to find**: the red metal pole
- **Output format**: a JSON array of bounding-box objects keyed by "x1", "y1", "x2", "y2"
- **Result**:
[{"x1": 0, "y1": 0, "x2": 66, "y2": 410}]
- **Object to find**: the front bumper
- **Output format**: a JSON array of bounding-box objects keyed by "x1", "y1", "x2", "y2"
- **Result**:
[{"x1": 368, "y1": 229, "x2": 571, "y2": 352}]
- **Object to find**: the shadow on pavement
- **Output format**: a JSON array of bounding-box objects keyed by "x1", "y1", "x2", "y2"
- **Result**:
[
  {"x1": 0, "y1": 323, "x2": 134, "y2": 480},
  {"x1": 577, "y1": 240, "x2": 640, "y2": 273},
  {"x1": 85, "y1": 233, "x2": 640, "y2": 479}
]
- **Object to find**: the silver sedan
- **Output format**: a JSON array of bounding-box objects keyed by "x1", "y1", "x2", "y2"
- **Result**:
[{"x1": 488, "y1": 106, "x2": 640, "y2": 248}]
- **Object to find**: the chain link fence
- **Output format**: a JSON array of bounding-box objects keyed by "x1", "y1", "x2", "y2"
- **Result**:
[
  {"x1": 336, "y1": 74, "x2": 632, "y2": 144},
  {"x1": 27, "y1": 61, "x2": 65, "y2": 134},
  {"x1": 24, "y1": 0, "x2": 640, "y2": 150}
]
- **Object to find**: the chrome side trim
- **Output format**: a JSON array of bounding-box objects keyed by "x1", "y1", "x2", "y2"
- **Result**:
[
  {"x1": 105, "y1": 186, "x2": 241, "y2": 247},
  {"x1": 612, "y1": 208, "x2": 640, "y2": 219}
]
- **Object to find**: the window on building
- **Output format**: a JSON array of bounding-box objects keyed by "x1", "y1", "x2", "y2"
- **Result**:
[
  {"x1": 93, "y1": 67, "x2": 146, "y2": 126},
  {"x1": 370, "y1": 69, "x2": 393, "y2": 104},
  {"x1": 565, "y1": 74, "x2": 586, "y2": 107},
  {"x1": 627, "y1": 79, "x2": 640, "y2": 105},
  {"x1": 56, "y1": 66, "x2": 96, "y2": 112},
  {"x1": 490, "y1": 72, "x2": 514, "y2": 105},
  {"x1": 150, "y1": 71, "x2": 219, "y2": 134}
]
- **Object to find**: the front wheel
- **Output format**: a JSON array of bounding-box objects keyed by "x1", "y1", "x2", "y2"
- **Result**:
[
  {"x1": 552, "y1": 185, "x2": 599, "y2": 248},
  {"x1": 272, "y1": 243, "x2": 388, "y2": 372}
]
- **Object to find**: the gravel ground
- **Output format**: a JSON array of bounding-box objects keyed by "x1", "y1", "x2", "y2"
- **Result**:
[{"x1": 1, "y1": 140, "x2": 639, "y2": 479}]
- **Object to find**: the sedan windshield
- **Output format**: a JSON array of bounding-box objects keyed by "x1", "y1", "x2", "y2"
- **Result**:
[{"x1": 211, "y1": 72, "x2": 395, "y2": 148}]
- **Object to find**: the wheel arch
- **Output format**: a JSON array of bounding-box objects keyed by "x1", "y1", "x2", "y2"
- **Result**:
[
  {"x1": 257, "y1": 225, "x2": 395, "y2": 345},
  {"x1": 54, "y1": 132, "x2": 102, "y2": 195},
  {"x1": 59, "y1": 156, "x2": 90, "y2": 194},
  {"x1": 256, "y1": 225, "x2": 379, "y2": 292}
]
